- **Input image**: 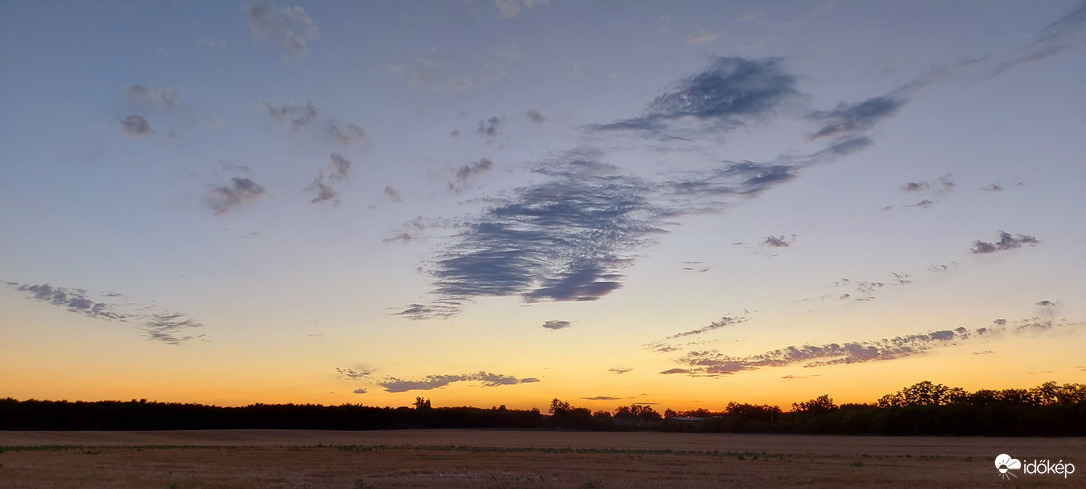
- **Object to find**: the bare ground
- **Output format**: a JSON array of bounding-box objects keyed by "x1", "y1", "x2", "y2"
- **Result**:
[{"x1": 1, "y1": 430, "x2": 1082, "y2": 488}]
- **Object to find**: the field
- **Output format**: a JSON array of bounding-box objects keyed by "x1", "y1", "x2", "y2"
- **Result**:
[{"x1": 1, "y1": 430, "x2": 1083, "y2": 488}]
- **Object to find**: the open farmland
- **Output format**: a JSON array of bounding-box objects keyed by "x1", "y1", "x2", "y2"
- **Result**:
[{"x1": 1, "y1": 430, "x2": 1082, "y2": 488}]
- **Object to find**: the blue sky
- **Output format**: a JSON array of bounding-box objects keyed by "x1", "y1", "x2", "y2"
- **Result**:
[{"x1": 1, "y1": 0, "x2": 1084, "y2": 409}]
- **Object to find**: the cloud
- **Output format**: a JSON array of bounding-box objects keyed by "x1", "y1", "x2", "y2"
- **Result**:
[
  {"x1": 763, "y1": 235, "x2": 792, "y2": 247},
  {"x1": 477, "y1": 117, "x2": 501, "y2": 137},
  {"x1": 336, "y1": 367, "x2": 375, "y2": 380},
  {"x1": 6, "y1": 282, "x2": 204, "y2": 344},
  {"x1": 494, "y1": 0, "x2": 549, "y2": 18},
  {"x1": 599, "y1": 56, "x2": 798, "y2": 133},
  {"x1": 262, "y1": 101, "x2": 318, "y2": 130},
  {"x1": 329, "y1": 122, "x2": 366, "y2": 144},
  {"x1": 308, "y1": 179, "x2": 339, "y2": 205},
  {"x1": 542, "y1": 320, "x2": 571, "y2": 330},
  {"x1": 809, "y1": 96, "x2": 904, "y2": 140},
  {"x1": 1037, "y1": 300, "x2": 1058, "y2": 307},
  {"x1": 246, "y1": 1, "x2": 318, "y2": 59},
  {"x1": 208, "y1": 177, "x2": 266, "y2": 215},
  {"x1": 352, "y1": 388, "x2": 368, "y2": 394},
  {"x1": 664, "y1": 319, "x2": 1080, "y2": 376},
  {"x1": 686, "y1": 29, "x2": 720, "y2": 46},
  {"x1": 900, "y1": 174, "x2": 955, "y2": 196},
  {"x1": 664, "y1": 316, "x2": 746, "y2": 340},
  {"x1": 448, "y1": 158, "x2": 494, "y2": 193},
  {"x1": 394, "y1": 302, "x2": 460, "y2": 320},
  {"x1": 969, "y1": 230, "x2": 1040, "y2": 254},
  {"x1": 526, "y1": 109, "x2": 545, "y2": 124},
  {"x1": 481, "y1": 43, "x2": 521, "y2": 84},
  {"x1": 325, "y1": 153, "x2": 351, "y2": 181},
  {"x1": 378, "y1": 371, "x2": 537, "y2": 392},
  {"x1": 384, "y1": 186, "x2": 403, "y2": 203},
  {"x1": 660, "y1": 368, "x2": 691, "y2": 375},
  {"x1": 582, "y1": 396, "x2": 622, "y2": 401},
  {"x1": 608, "y1": 367, "x2": 633, "y2": 374},
  {"x1": 121, "y1": 114, "x2": 155, "y2": 137},
  {"x1": 126, "y1": 85, "x2": 179, "y2": 108},
  {"x1": 308, "y1": 153, "x2": 352, "y2": 205},
  {"x1": 390, "y1": 48, "x2": 476, "y2": 93},
  {"x1": 981, "y1": 183, "x2": 1004, "y2": 191},
  {"x1": 400, "y1": 57, "x2": 891, "y2": 318},
  {"x1": 657, "y1": 15, "x2": 671, "y2": 33},
  {"x1": 738, "y1": 9, "x2": 764, "y2": 22}
]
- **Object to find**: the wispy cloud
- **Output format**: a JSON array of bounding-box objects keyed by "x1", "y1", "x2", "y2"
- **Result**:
[
  {"x1": 664, "y1": 318, "x2": 1080, "y2": 376},
  {"x1": 309, "y1": 153, "x2": 352, "y2": 206},
  {"x1": 542, "y1": 320, "x2": 571, "y2": 330},
  {"x1": 6, "y1": 282, "x2": 204, "y2": 344},
  {"x1": 208, "y1": 177, "x2": 266, "y2": 215},
  {"x1": 526, "y1": 109, "x2": 545, "y2": 124},
  {"x1": 763, "y1": 235, "x2": 793, "y2": 248},
  {"x1": 328, "y1": 122, "x2": 366, "y2": 144},
  {"x1": 121, "y1": 114, "x2": 155, "y2": 137},
  {"x1": 598, "y1": 57, "x2": 798, "y2": 133},
  {"x1": 262, "y1": 101, "x2": 318, "y2": 130},
  {"x1": 378, "y1": 370, "x2": 539, "y2": 392},
  {"x1": 246, "y1": 1, "x2": 318, "y2": 59},
  {"x1": 608, "y1": 367, "x2": 633, "y2": 374},
  {"x1": 582, "y1": 396, "x2": 622, "y2": 401},
  {"x1": 384, "y1": 186, "x2": 403, "y2": 203},
  {"x1": 970, "y1": 230, "x2": 1040, "y2": 254},
  {"x1": 448, "y1": 158, "x2": 495, "y2": 193},
  {"x1": 126, "y1": 85, "x2": 179, "y2": 108},
  {"x1": 809, "y1": 96, "x2": 904, "y2": 140},
  {"x1": 686, "y1": 29, "x2": 720, "y2": 46},
  {"x1": 477, "y1": 116, "x2": 501, "y2": 137},
  {"x1": 494, "y1": 0, "x2": 549, "y2": 18}
]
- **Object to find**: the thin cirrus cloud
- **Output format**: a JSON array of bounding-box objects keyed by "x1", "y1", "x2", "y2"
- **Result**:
[
  {"x1": 5, "y1": 282, "x2": 204, "y2": 345},
  {"x1": 661, "y1": 318, "x2": 1080, "y2": 376},
  {"x1": 969, "y1": 230, "x2": 1039, "y2": 254},
  {"x1": 246, "y1": 1, "x2": 318, "y2": 59},
  {"x1": 377, "y1": 371, "x2": 540, "y2": 393},
  {"x1": 208, "y1": 177, "x2": 266, "y2": 215},
  {"x1": 686, "y1": 29, "x2": 721, "y2": 46}
]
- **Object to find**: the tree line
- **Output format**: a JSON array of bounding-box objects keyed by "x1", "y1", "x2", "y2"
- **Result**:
[{"x1": 2, "y1": 381, "x2": 1084, "y2": 436}]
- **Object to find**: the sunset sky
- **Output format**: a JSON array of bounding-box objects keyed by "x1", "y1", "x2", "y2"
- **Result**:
[{"x1": 2, "y1": 0, "x2": 1084, "y2": 412}]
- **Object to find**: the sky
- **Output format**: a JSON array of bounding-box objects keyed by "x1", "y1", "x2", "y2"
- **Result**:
[{"x1": 1, "y1": 0, "x2": 1084, "y2": 412}]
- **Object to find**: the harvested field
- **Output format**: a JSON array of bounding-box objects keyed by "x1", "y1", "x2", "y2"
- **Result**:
[{"x1": 1, "y1": 430, "x2": 1082, "y2": 488}]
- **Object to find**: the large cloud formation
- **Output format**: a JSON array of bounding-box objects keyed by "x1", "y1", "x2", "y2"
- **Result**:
[{"x1": 398, "y1": 56, "x2": 893, "y2": 319}]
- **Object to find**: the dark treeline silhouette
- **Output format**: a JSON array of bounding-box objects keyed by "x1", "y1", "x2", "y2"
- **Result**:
[{"x1": 3, "y1": 382, "x2": 1084, "y2": 436}]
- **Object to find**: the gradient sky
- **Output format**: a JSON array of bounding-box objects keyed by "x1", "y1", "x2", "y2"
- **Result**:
[{"x1": 2, "y1": 0, "x2": 1084, "y2": 411}]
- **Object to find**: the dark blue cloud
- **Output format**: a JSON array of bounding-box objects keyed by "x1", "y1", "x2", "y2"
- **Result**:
[{"x1": 599, "y1": 56, "x2": 798, "y2": 132}]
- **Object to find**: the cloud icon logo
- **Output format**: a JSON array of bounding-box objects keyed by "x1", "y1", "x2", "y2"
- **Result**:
[{"x1": 995, "y1": 454, "x2": 1022, "y2": 479}]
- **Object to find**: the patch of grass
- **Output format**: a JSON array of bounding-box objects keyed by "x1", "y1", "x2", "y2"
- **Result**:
[{"x1": 851, "y1": 460, "x2": 864, "y2": 467}]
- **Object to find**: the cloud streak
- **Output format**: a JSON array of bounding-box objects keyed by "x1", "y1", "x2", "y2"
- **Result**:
[
  {"x1": 663, "y1": 318, "x2": 1079, "y2": 376},
  {"x1": 6, "y1": 282, "x2": 204, "y2": 344},
  {"x1": 378, "y1": 371, "x2": 539, "y2": 393}
]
